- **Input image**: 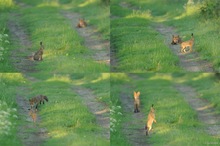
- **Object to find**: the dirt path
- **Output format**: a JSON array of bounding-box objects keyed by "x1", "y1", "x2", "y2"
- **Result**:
[
  {"x1": 8, "y1": 13, "x2": 37, "y2": 73},
  {"x1": 120, "y1": 83, "x2": 151, "y2": 146},
  {"x1": 8, "y1": 3, "x2": 48, "y2": 145},
  {"x1": 117, "y1": 1, "x2": 213, "y2": 72},
  {"x1": 175, "y1": 84, "x2": 220, "y2": 138},
  {"x1": 61, "y1": 11, "x2": 110, "y2": 65},
  {"x1": 74, "y1": 86, "x2": 110, "y2": 140},
  {"x1": 155, "y1": 24, "x2": 213, "y2": 72},
  {"x1": 16, "y1": 87, "x2": 48, "y2": 146}
]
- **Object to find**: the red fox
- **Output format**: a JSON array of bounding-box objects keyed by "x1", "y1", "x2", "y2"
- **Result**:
[
  {"x1": 28, "y1": 42, "x2": 44, "y2": 61},
  {"x1": 133, "y1": 91, "x2": 140, "y2": 113},
  {"x1": 29, "y1": 108, "x2": 37, "y2": 123},
  {"x1": 145, "y1": 104, "x2": 156, "y2": 135},
  {"x1": 171, "y1": 35, "x2": 182, "y2": 45},
  {"x1": 77, "y1": 18, "x2": 87, "y2": 28},
  {"x1": 29, "y1": 95, "x2": 48, "y2": 109},
  {"x1": 180, "y1": 33, "x2": 194, "y2": 53}
]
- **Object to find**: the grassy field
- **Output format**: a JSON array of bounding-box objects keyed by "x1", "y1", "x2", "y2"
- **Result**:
[
  {"x1": 0, "y1": 0, "x2": 109, "y2": 73},
  {"x1": 111, "y1": 0, "x2": 220, "y2": 72},
  {"x1": 111, "y1": 0, "x2": 181, "y2": 72},
  {"x1": 1, "y1": 73, "x2": 110, "y2": 146},
  {"x1": 110, "y1": 73, "x2": 220, "y2": 146}
]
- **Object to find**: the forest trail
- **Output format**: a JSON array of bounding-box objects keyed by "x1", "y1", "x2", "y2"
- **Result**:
[
  {"x1": 118, "y1": 1, "x2": 213, "y2": 72},
  {"x1": 8, "y1": 13, "x2": 37, "y2": 73},
  {"x1": 120, "y1": 80, "x2": 152, "y2": 146},
  {"x1": 155, "y1": 24, "x2": 213, "y2": 72},
  {"x1": 74, "y1": 86, "x2": 110, "y2": 140},
  {"x1": 16, "y1": 86, "x2": 48, "y2": 146},
  {"x1": 62, "y1": 11, "x2": 110, "y2": 65},
  {"x1": 175, "y1": 84, "x2": 220, "y2": 138}
]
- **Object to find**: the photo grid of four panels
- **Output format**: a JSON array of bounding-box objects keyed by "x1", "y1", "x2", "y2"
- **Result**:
[{"x1": 1, "y1": 0, "x2": 220, "y2": 146}]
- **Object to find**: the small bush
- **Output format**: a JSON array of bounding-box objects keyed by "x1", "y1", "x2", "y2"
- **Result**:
[{"x1": 200, "y1": 0, "x2": 220, "y2": 19}]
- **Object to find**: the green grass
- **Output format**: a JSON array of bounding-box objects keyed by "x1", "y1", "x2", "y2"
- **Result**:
[
  {"x1": 0, "y1": 0, "x2": 109, "y2": 73},
  {"x1": 0, "y1": 73, "x2": 110, "y2": 146},
  {"x1": 63, "y1": 0, "x2": 110, "y2": 40},
  {"x1": 111, "y1": 73, "x2": 220, "y2": 146},
  {"x1": 111, "y1": 0, "x2": 182, "y2": 72},
  {"x1": 111, "y1": 0, "x2": 220, "y2": 72},
  {"x1": 16, "y1": 5, "x2": 108, "y2": 74},
  {"x1": 0, "y1": 73, "x2": 26, "y2": 146},
  {"x1": 174, "y1": 73, "x2": 220, "y2": 113},
  {"x1": 0, "y1": 1, "x2": 16, "y2": 72}
]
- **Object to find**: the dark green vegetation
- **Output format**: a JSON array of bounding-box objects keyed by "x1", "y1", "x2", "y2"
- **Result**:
[
  {"x1": 111, "y1": 0, "x2": 220, "y2": 72},
  {"x1": 111, "y1": 73, "x2": 220, "y2": 146}
]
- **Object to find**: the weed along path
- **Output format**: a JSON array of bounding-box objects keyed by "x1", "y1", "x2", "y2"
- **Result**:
[
  {"x1": 16, "y1": 86, "x2": 48, "y2": 146},
  {"x1": 74, "y1": 86, "x2": 110, "y2": 140},
  {"x1": 120, "y1": 86, "x2": 151, "y2": 146},
  {"x1": 175, "y1": 84, "x2": 220, "y2": 138},
  {"x1": 155, "y1": 24, "x2": 213, "y2": 72},
  {"x1": 62, "y1": 11, "x2": 110, "y2": 65},
  {"x1": 8, "y1": 13, "x2": 37, "y2": 73}
]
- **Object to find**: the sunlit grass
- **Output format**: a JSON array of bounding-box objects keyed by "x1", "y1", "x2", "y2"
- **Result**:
[
  {"x1": 18, "y1": 73, "x2": 110, "y2": 146},
  {"x1": 16, "y1": 5, "x2": 108, "y2": 74},
  {"x1": 111, "y1": 73, "x2": 220, "y2": 145}
]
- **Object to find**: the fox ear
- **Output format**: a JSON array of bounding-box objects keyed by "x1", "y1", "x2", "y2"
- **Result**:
[
  {"x1": 134, "y1": 91, "x2": 136, "y2": 96},
  {"x1": 137, "y1": 91, "x2": 140, "y2": 96}
]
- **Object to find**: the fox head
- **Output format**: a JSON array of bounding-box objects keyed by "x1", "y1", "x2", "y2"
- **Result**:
[
  {"x1": 42, "y1": 95, "x2": 48, "y2": 102},
  {"x1": 171, "y1": 35, "x2": 181, "y2": 44},
  {"x1": 150, "y1": 104, "x2": 155, "y2": 113},
  {"x1": 134, "y1": 91, "x2": 140, "y2": 99}
]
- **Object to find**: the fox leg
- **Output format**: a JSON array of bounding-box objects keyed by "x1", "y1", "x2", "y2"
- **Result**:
[
  {"x1": 146, "y1": 126, "x2": 152, "y2": 136},
  {"x1": 137, "y1": 104, "x2": 140, "y2": 112},
  {"x1": 190, "y1": 46, "x2": 192, "y2": 52},
  {"x1": 134, "y1": 104, "x2": 137, "y2": 113}
]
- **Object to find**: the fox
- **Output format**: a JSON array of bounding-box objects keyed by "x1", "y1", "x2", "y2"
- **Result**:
[
  {"x1": 145, "y1": 104, "x2": 156, "y2": 136},
  {"x1": 171, "y1": 35, "x2": 182, "y2": 45},
  {"x1": 28, "y1": 42, "x2": 44, "y2": 61},
  {"x1": 180, "y1": 33, "x2": 194, "y2": 53},
  {"x1": 29, "y1": 108, "x2": 37, "y2": 123},
  {"x1": 133, "y1": 91, "x2": 140, "y2": 113},
  {"x1": 77, "y1": 18, "x2": 87, "y2": 28},
  {"x1": 29, "y1": 95, "x2": 48, "y2": 109}
]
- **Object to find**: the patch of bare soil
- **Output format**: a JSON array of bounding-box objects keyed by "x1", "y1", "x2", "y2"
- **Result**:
[
  {"x1": 8, "y1": 13, "x2": 38, "y2": 73},
  {"x1": 175, "y1": 84, "x2": 220, "y2": 138},
  {"x1": 16, "y1": 87, "x2": 48, "y2": 146},
  {"x1": 155, "y1": 24, "x2": 213, "y2": 72},
  {"x1": 120, "y1": 84, "x2": 151, "y2": 146},
  {"x1": 61, "y1": 11, "x2": 110, "y2": 65},
  {"x1": 74, "y1": 87, "x2": 110, "y2": 140}
]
